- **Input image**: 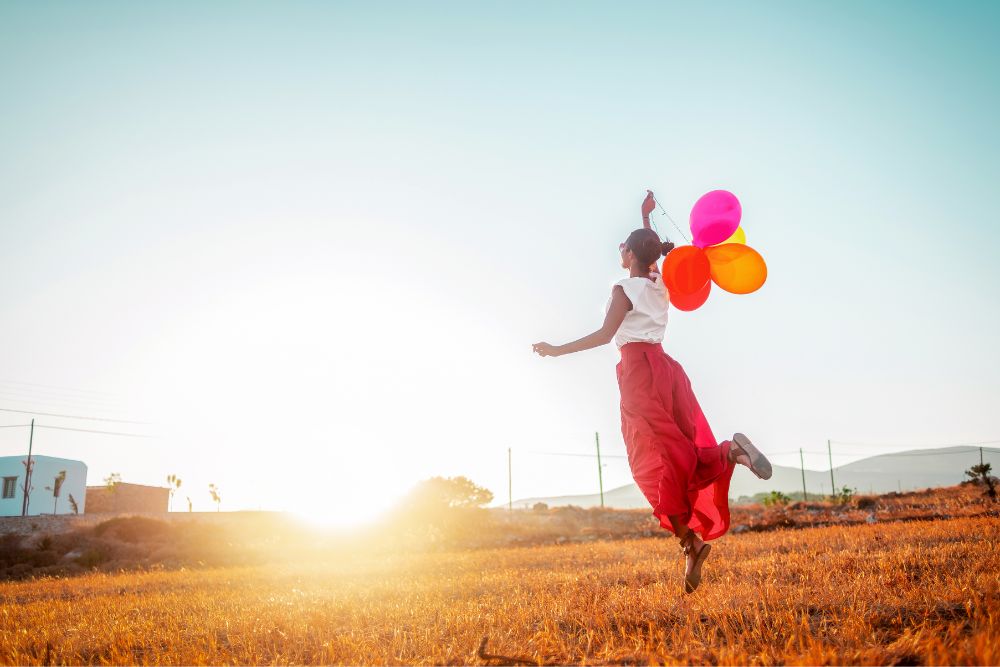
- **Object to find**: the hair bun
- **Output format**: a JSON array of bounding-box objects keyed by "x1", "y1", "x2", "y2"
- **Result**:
[{"x1": 661, "y1": 241, "x2": 675, "y2": 257}]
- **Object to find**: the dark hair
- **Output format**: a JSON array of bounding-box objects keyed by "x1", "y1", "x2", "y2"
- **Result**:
[{"x1": 624, "y1": 228, "x2": 674, "y2": 266}]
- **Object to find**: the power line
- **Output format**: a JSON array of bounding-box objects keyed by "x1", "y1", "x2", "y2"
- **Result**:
[
  {"x1": 0, "y1": 382, "x2": 131, "y2": 419},
  {"x1": 33, "y1": 424, "x2": 156, "y2": 439},
  {"x1": 0, "y1": 421, "x2": 154, "y2": 439},
  {"x1": 0, "y1": 380, "x2": 124, "y2": 402},
  {"x1": 526, "y1": 450, "x2": 628, "y2": 460},
  {"x1": 0, "y1": 406, "x2": 151, "y2": 425},
  {"x1": 0, "y1": 396, "x2": 131, "y2": 419},
  {"x1": 0, "y1": 379, "x2": 118, "y2": 398},
  {"x1": 0, "y1": 389, "x2": 126, "y2": 410},
  {"x1": 521, "y1": 446, "x2": 1000, "y2": 461}
]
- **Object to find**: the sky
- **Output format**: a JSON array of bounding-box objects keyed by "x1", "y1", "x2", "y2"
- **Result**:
[{"x1": 1, "y1": 1, "x2": 999, "y2": 522}]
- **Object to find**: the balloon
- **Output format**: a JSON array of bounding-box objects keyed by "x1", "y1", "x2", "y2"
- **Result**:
[
  {"x1": 662, "y1": 246, "x2": 710, "y2": 296},
  {"x1": 705, "y1": 244, "x2": 767, "y2": 294},
  {"x1": 669, "y1": 278, "x2": 711, "y2": 311},
  {"x1": 690, "y1": 190, "x2": 742, "y2": 248},
  {"x1": 715, "y1": 226, "x2": 746, "y2": 246}
]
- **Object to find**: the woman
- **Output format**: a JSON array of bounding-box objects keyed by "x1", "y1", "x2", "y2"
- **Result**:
[{"x1": 532, "y1": 227, "x2": 772, "y2": 593}]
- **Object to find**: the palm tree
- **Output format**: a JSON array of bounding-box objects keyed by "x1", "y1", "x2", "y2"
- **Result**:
[
  {"x1": 166, "y1": 474, "x2": 182, "y2": 511},
  {"x1": 104, "y1": 472, "x2": 121, "y2": 492},
  {"x1": 208, "y1": 483, "x2": 221, "y2": 512},
  {"x1": 43, "y1": 470, "x2": 67, "y2": 514}
]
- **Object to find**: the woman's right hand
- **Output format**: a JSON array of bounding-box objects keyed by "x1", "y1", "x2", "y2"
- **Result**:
[{"x1": 532, "y1": 342, "x2": 560, "y2": 357}]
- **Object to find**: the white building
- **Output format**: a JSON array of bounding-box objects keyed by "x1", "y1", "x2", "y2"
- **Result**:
[{"x1": 0, "y1": 455, "x2": 87, "y2": 517}]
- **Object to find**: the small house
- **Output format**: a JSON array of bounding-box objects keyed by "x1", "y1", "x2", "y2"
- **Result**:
[
  {"x1": 84, "y1": 482, "x2": 169, "y2": 513},
  {"x1": 0, "y1": 455, "x2": 88, "y2": 517}
]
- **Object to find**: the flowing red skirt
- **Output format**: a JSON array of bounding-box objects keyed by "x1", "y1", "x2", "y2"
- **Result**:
[{"x1": 616, "y1": 342, "x2": 735, "y2": 540}]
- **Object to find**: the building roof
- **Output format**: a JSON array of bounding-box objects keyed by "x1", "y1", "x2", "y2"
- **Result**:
[
  {"x1": 0, "y1": 454, "x2": 86, "y2": 465},
  {"x1": 85, "y1": 482, "x2": 169, "y2": 491}
]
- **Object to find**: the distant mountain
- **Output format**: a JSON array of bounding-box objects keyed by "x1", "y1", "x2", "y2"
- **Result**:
[{"x1": 511, "y1": 446, "x2": 1000, "y2": 509}]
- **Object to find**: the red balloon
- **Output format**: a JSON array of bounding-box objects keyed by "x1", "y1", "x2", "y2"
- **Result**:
[
  {"x1": 669, "y1": 278, "x2": 711, "y2": 311},
  {"x1": 662, "y1": 246, "x2": 710, "y2": 296}
]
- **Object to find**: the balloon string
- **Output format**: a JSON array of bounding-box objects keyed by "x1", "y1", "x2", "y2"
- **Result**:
[{"x1": 652, "y1": 196, "x2": 691, "y2": 245}]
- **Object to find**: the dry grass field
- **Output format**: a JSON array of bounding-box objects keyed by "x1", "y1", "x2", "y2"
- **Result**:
[{"x1": 2, "y1": 514, "x2": 997, "y2": 665}]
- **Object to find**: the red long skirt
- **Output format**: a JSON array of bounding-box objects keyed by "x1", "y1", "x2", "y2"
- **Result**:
[{"x1": 616, "y1": 342, "x2": 736, "y2": 541}]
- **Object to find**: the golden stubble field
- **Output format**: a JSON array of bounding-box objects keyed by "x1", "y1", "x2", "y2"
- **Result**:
[{"x1": 1, "y1": 516, "x2": 997, "y2": 666}]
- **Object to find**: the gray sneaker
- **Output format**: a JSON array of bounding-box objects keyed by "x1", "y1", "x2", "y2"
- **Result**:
[{"x1": 732, "y1": 433, "x2": 772, "y2": 480}]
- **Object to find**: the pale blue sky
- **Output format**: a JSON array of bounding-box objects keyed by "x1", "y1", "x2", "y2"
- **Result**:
[{"x1": 1, "y1": 1, "x2": 998, "y2": 518}]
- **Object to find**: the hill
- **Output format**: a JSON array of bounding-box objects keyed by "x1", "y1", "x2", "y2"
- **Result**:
[{"x1": 512, "y1": 445, "x2": 1000, "y2": 509}]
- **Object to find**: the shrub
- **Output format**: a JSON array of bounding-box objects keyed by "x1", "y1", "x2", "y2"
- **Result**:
[
  {"x1": 6, "y1": 563, "x2": 32, "y2": 580},
  {"x1": 93, "y1": 517, "x2": 172, "y2": 543},
  {"x1": 76, "y1": 547, "x2": 107, "y2": 568},
  {"x1": 0, "y1": 534, "x2": 25, "y2": 566},
  {"x1": 833, "y1": 486, "x2": 856, "y2": 505},
  {"x1": 30, "y1": 550, "x2": 59, "y2": 568},
  {"x1": 964, "y1": 463, "x2": 997, "y2": 500},
  {"x1": 762, "y1": 491, "x2": 790, "y2": 507},
  {"x1": 856, "y1": 496, "x2": 877, "y2": 510}
]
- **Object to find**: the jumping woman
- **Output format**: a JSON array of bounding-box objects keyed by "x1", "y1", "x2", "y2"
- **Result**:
[{"x1": 532, "y1": 226, "x2": 772, "y2": 593}]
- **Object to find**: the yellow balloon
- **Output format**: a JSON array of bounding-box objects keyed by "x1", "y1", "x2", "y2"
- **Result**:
[{"x1": 716, "y1": 226, "x2": 746, "y2": 245}]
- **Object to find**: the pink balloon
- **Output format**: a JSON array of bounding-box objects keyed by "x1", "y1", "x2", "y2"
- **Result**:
[{"x1": 689, "y1": 190, "x2": 742, "y2": 248}]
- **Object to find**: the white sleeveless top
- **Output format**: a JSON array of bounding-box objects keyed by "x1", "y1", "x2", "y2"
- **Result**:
[{"x1": 608, "y1": 272, "x2": 669, "y2": 349}]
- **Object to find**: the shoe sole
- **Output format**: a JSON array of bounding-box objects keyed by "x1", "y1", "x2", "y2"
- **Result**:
[
  {"x1": 684, "y1": 542, "x2": 711, "y2": 594},
  {"x1": 733, "y1": 433, "x2": 772, "y2": 480}
]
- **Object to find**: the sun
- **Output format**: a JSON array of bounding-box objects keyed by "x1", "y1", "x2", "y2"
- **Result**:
[{"x1": 290, "y1": 496, "x2": 393, "y2": 529}]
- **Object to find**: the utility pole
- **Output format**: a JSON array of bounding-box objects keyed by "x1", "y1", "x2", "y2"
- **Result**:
[
  {"x1": 799, "y1": 447, "x2": 808, "y2": 501},
  {"x1": 595, "y1": 432, "x2": 605, "y2": 508},
  {"x1": 507, "y1": 447, "x2": 512, "y2": 512},
  {"x1": 21, "y1": 419, "x2": 35, "y2": 517},
  {"x1": 827, "y1": 439, "x2": 835, "y2": 498},
  {"x1": 981, "y1": 447, "x2": 984, "y2": 467}
]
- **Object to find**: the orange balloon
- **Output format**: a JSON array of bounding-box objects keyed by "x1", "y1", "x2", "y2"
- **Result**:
[
  {"x1": 662, "y1": 246, "x2": 710, "y2": 296},
  {"x1": 705, "y1": 244, "x2": 767, "y2": 294},
  {"x1": 669, "y1": 278, "x2": 711, "y2": 311}
]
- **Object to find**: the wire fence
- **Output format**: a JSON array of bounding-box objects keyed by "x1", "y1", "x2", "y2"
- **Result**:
[
  {"x1": 2, "y1": 387, "x2": 998, "y2": 511},
  {"x1": 506, "y1": 440, "x2": 1000, "y2": 507},
  {"x1": 521, "y1": 443, "x2": 1000, "y2": 462}
]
